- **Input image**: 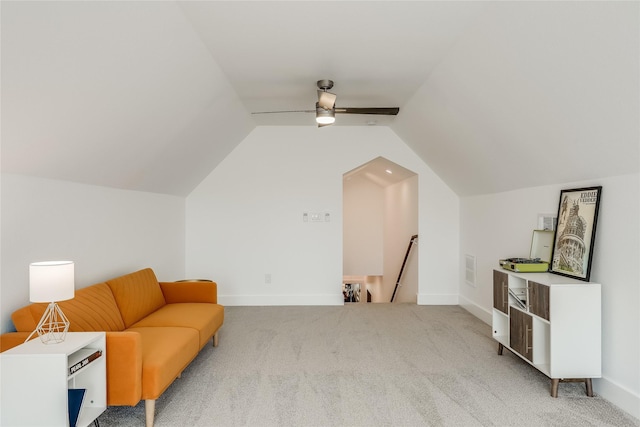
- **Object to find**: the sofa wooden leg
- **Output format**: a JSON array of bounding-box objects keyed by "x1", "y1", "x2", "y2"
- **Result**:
[
  {"x1": 213, "y1": 331, "x2": 219, "y2": 347},
  {"x1": 145, "y1": 399, "x2": 155, "y2": 427}
]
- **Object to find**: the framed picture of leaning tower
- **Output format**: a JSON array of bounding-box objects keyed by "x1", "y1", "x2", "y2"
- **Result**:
[{"x1": 550, "y1": 186, "x2": 602, "y2": 281}]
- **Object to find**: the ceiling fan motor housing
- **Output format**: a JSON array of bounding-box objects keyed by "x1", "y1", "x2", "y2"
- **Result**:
[{"x1": 317, "y1": 79, "x2": 334, "y2": 91}]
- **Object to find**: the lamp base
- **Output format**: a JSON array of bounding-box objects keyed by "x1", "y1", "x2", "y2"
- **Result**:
[{"x1": 33, "y1": 302, "x2": 70, "y2": 344}]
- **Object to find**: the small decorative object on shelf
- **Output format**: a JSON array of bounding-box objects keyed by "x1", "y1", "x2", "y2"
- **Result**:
[
  {"x1": 68, "y1": 388, "x2": 86, "y2": 427},
  {"x1": 499, "y1": 230, "x2": 554, "y2": 273},
  {"x1": 69, "y1": 348, "x2": 103, "y2": 375}
]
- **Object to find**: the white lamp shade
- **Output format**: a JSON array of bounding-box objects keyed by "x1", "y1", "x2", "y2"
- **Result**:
[{"x1": 29, "y1": 261, "x2": 75, "y2": 302}]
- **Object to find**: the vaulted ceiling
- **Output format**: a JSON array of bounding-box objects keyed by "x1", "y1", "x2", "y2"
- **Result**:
[{"x1": 2, "y1": 1, "x2": 638, "y2": 197}]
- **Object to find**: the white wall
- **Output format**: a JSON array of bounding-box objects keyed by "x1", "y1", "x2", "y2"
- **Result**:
[
  {"x1": 0, "y1": 174, "x2": 186, "y2": 333},
  {"x1": 384, "y1": 175, "x2": 419, "y2": 303},
  {"x1": 343, "y1": 174, "x2": 384, "y2": 276},
  {"x1": 458, "y1": 173, "x2": 640, "y2": 419},
  {"x1": 186, "y1": 126, "x2": 459, "y2": 306}
]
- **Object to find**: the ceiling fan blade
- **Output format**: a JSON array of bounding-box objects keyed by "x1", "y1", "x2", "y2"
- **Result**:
[
  {"x1": 317, "y1": 90, "x2": 337, "y2": 110},
  {"x1": 335, "y1": 107, "x2": 400, "y2": 116},
  {"x1": 251, "y1": 110, "x2": 315, "y2": 115}
]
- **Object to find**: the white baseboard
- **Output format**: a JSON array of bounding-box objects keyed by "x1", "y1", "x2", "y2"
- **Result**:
[
  {"x1": 594, "y1": 376, "x2": 640, "y2": 421},
  {"x1": 416, "y1": 293, "x2": 458, "y2": 305},
  {"x1": 458, "y1": 294, "x2": 492, "y2": 325},
  {"x1": 219, "y1": 294, "x2": 343, "y2": 306}
]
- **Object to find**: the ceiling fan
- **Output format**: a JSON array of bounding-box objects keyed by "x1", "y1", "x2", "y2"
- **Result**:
[{"x1": 252, "y1": 80, "x2": 400, "y2": 127}]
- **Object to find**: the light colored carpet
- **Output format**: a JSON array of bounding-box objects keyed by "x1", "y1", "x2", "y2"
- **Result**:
[{"x1": 98, "y1": 304, "x2": 639, "y2": 426}]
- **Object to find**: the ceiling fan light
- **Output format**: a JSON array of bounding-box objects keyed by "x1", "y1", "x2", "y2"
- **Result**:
[
  {"x1": 316, "y1": 115, "x2": 335, "y2": 125},
  {"x1": 315, "y1": 102, "x2": 335, "y2": 125}
]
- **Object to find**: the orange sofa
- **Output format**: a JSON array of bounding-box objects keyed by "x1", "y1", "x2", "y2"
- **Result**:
[{"x1": 0, "y1": 268, "x2": 224, "y2": 427}]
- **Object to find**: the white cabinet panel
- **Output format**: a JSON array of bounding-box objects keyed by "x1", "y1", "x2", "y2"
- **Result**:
[{"x1": 1, "y1": 332, "x2": 106, "y2": 427}]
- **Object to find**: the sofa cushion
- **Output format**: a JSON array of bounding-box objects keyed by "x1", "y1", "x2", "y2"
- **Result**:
[
  {"x1": 62, "y1": 283, "x2": 126, "y2": 331},
  {"x1": 130, "y1": 303, "x2": 224, "y2": 348},
  {"x1": 126, "y1": 326, "x2": 200, "y2": 400},
  {"x1": 10, "y1": 304, "x2": 46, "y2": 332},
  {"x1": 11, "y1": 283, "x2": 125, "y2": 332},
  {"x1": 107, "y1": 268, "x2": 166, "y2": 328},
  {"x1": 160, "y1": 281, "x2": 218, "y2": 304}
]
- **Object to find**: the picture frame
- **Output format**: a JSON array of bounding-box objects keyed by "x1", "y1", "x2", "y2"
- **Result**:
[{"x1": 550, "y1": 186, "x2": 602, "y2": 281}]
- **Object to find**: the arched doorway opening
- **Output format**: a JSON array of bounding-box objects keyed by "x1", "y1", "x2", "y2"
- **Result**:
[{"x1": 342, "y1": 157, "x2": 418, "y2": 303}]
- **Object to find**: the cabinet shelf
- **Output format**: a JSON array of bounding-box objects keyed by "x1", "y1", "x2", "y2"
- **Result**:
[
  {"x1": 492, "y1": 269, "x2": 601, "y2": 397},
  {"x1": 77, "y1": 405, "x2": 104, "y2": 427},
  {"x1": 68, "y1": 347, "x2": 103, "y2": 379}
]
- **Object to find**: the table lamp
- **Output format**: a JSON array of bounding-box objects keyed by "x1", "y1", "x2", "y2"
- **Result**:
[{"x1": 27, "y1": 261, "x2": 75, "y2": 344}]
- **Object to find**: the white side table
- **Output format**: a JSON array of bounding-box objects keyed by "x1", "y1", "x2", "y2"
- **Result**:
[{"x1": 1, "y1": 331, "x2": 106, "y2": 427}]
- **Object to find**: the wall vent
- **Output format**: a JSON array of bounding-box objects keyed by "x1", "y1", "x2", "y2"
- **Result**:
[{"x1": 465, "y1": 254, "x2": 476, "y2": 287}]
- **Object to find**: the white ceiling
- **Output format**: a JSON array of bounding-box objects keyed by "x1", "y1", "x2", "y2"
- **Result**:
[
  {"x1": 179, "y1": 1, "x2": 483, "y2": 127},
  {"x1": 344, "y1": 157, "x2": 417, "y2": 188},
  {"x1": 1, "y1": 1, "x2": 638, "y2": 197}
]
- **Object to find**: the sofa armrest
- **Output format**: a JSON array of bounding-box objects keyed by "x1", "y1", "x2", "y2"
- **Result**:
[
  {"x1": 159, "y1": 281, "x2": 218, "y2": 304},
  {"x1": 0, "y1": 332, "x2": 34, "y2": 352},
  {"x1": 105, "y1": 331, "x2": 142, "y2": 406}
]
